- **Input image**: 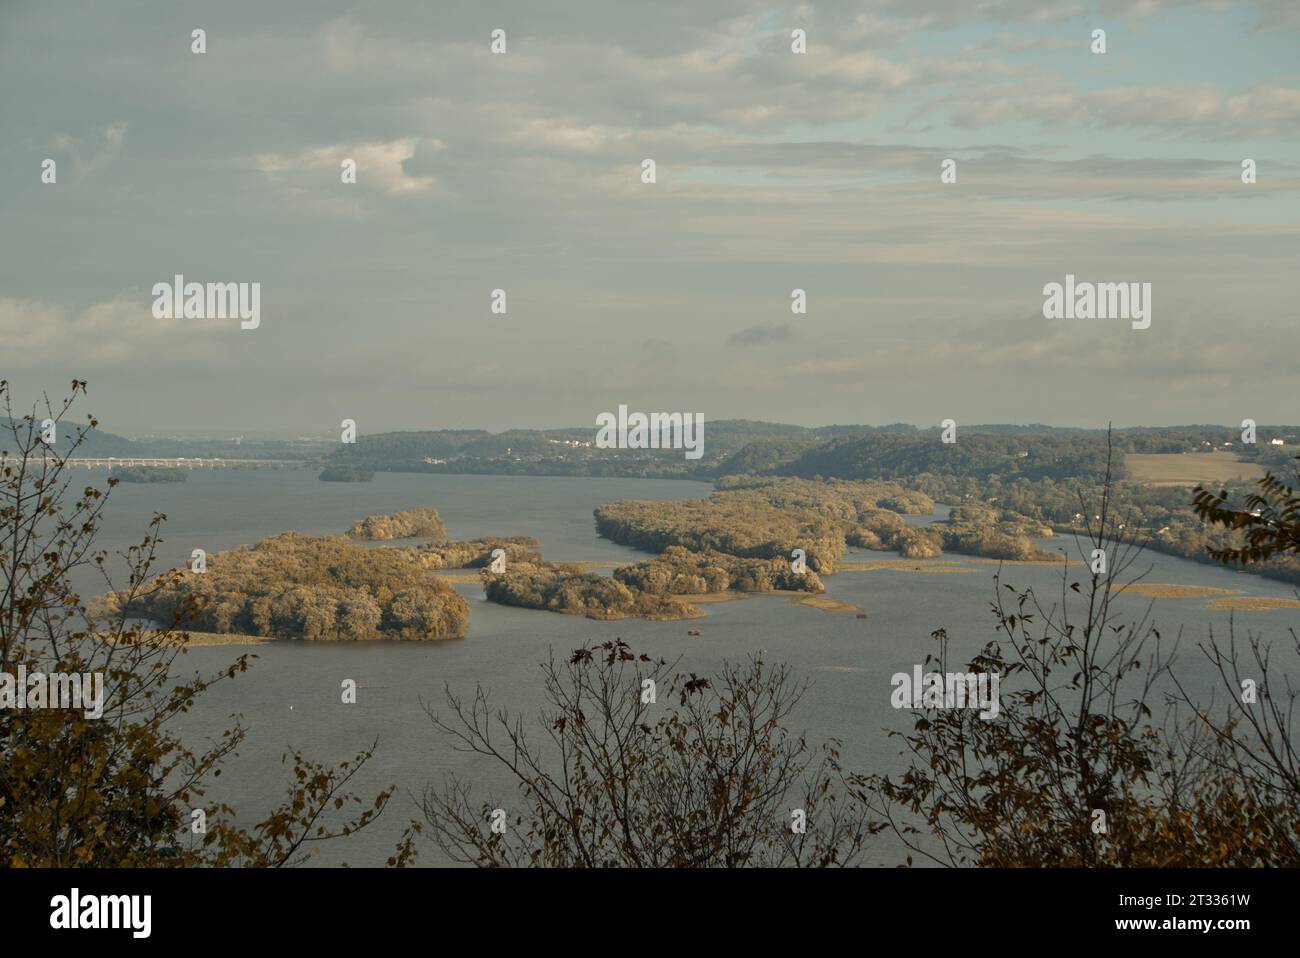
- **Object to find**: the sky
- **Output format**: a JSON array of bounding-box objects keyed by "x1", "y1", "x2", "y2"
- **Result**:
[{"x1": 1, "y1": 0, "x2": 1297, "y2": 436}]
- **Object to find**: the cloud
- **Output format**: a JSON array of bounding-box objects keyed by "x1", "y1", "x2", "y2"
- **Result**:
[
  {"x1": 783, "y1": 310, "x2": 1300, "y2": 387},
  {"x1": 729, "y1": 324, "x2": 794, "y2": 346},
  {"x1": 2, "y1": 0, "x2": 1298, "y2": 430},
  {"x1": 951, "y1": 85, "x2": 1300, "y2": 139},
  {"x1": 0, "y1": 297, "x2": 229, "y2": 371},
  {"x1": 255, "y1": 138, "x2": 440, "y2": 195}
]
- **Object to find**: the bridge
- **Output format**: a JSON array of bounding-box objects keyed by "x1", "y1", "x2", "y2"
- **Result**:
[{"x1": 0, "y1": 456, "x2": 306, "y2": 470}]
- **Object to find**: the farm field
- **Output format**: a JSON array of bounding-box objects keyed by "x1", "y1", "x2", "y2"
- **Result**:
[{"x1": 1125, "y1": 452, "x2": 1267, "y2": 487}]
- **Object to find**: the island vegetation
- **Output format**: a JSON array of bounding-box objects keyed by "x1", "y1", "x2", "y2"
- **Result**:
[
  {"x1": 754, "y1": 430, "x2": 1300, "y2": 583},
  {"x1": 482, "y1": 560, "x2": 699, "y2": 620},
  {"x1": 595, "y1": 477, "x2": 933, "y2": 574},
  {"x1": 956, "y1": 469, "x2": 1300, "y2": 584},
  {"x1": 938, "y1": 503, "x2": 1056, "y2": 561},
  {"x1": 479, "y1": 537, "x2": 823, "y2": 620},
  {"x1": 613, "y1": 545, "x2": 824, "y2": 595},
  {"x1": 95, "y1": 532, "x2": 469, "y2": 640},
  {"x1": 415, "y1": 536, "x2": 542, "y2": 569},
  {"x1": 594, "y1": 476, "x2": 1051, "y2": 569},
  {"x1": 347, "y1": 507, "x2": 448, "y2": 540}
]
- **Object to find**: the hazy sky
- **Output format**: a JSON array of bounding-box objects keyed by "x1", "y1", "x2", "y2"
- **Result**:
[{"x1": 2, "y1": 0, "x2": 1297, "y2": 435}]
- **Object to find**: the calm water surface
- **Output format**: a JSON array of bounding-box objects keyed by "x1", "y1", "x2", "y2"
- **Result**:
[{"x1": 81, "y1": 470, "x2": 1300, "y2": 865}]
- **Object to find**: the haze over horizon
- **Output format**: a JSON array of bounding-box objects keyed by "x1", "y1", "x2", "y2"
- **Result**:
[
  {"x1": 3, "y1": 0, "x2": 1298, "y2": 433},
  {"x1": 78, "y1": 416, "x2": 1300, "y2": 445}
]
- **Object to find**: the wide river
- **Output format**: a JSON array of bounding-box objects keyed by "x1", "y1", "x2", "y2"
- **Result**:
[{"x1": 79, "y1": 468, "x2": 1300, "y2": 866}]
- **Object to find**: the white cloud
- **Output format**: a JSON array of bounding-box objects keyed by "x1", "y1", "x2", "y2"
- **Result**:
[
  {"x1": 0, "y1": 298, "x2": 226, "y2": 370},
  {"x1": 256, "y1": 138, "x2": 440, "y2": 195}
]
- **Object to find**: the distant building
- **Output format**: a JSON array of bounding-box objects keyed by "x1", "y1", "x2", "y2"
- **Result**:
[{"x1": 1270, "y1": 438, "x2": 1285, "y2": 446}]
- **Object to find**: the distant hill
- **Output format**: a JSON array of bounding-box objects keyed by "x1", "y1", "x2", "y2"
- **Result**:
[
  {"x1": 319, "y1": 420, "x2": 1300, "y2": 481},
  {"x1": 767, "y1": 432, "x2": 1116, "y2": 484},
  {"x1": 1, "y1": 419, "x2": 326, "y2": 461},
  {"x1": 325, "y1": 420, "x2": 842, "y2": 476},
  {"x1": 1, "y1": 418, "x2": 140, "y2": 457},
  {"x1": 11, "y1": 415, "x2": 1293, "y2": 482}
]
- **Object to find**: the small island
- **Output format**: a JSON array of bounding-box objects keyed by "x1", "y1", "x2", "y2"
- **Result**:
[
  {"x1": 593, "y1": 476, "x2": 1051, "y2": 569},
  {"x1": 347, "y1": 507, "x2": 448, "y2": 540},
  {"x1": 95, "y1": 478, "x2": 1067, "y2": 643},
  {"x1": 318, "y1": 464, "x2": 374, "y2": 482},
  {"x1": 482, "y1": 560, "x2": 701, "y2": 620},
  {"x1": 416, "y1": 536, "x2": 543, "y2": 568},
  {"x1": 613, "y1": 546, "x2": 824, "y2": 595},
  {"x1": 95, "y1": 532, "x2": 469, "y2": 641}
]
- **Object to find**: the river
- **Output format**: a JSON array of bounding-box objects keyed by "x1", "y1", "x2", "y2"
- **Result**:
[{"x1": 77, "y1": 469, "x2": 1300, "y2": 865}]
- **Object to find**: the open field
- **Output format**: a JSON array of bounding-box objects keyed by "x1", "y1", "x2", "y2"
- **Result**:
[{"x1": 1125, "y1": 452, "x2": 1266, "y2": 487}]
